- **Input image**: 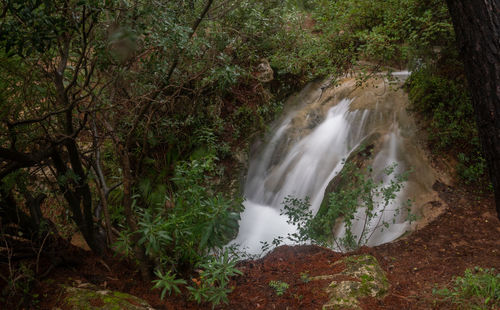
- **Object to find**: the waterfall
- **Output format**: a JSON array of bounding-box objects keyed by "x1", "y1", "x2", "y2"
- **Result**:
[{"x1": 231, "y1": 73, "x2": 437, "y2": 254}]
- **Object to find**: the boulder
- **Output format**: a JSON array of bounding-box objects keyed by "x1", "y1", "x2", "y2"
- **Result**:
[
  {"x1": 311, "y1": 254, "x2": 390, "y2": 309},
  {"x1": 255, "y1": 59, "x2": 274, "y2": 83},
  {"x1": 61, "y1": 283, "x2": 154, "y2": 310}
]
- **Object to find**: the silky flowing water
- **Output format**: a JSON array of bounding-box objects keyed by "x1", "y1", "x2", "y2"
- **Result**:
[{"x1": 232, "y1": 73, "x2": 438, "y2": 254}]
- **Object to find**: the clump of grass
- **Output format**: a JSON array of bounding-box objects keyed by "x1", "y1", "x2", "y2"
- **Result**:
[{"x1": 433, "y1": 267, "x2": 500, "y2": 309}]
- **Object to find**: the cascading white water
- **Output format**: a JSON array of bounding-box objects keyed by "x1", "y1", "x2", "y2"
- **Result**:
[{"x1": 231, "y1": 73, "x2": 437, "y2": 254}]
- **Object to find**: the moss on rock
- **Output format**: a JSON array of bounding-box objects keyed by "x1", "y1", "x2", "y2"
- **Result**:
[
  {"x1": 311, "y1": 254, "x2": 389, "y2": 309},
  {"x1": 62, "y1": 284, "x2": 154, "y2": 310}
]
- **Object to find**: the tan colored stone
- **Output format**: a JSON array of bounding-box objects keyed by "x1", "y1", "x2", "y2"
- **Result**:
[{"x1": 311, "y1": 255, "x2": 390, "y2": 310}]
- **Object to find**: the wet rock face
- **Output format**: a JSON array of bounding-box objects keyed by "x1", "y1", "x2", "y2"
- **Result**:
[
  {"x1": 311, "y1": 254, "x2": 389, "y2": 309},
  {"x1": 60, "y1": 283, "x2": 154, "y2": 310},
  {"x1": 235, "y1": 73, "x2": 444, "y2": 254},
  {"x1": 317, "y1": 133, "x2": 379, "y2": 215}
]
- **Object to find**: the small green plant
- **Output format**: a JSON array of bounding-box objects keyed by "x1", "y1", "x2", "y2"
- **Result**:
[
  {"x1": 433, "y1": 267, "x2": 500, "y2": 309},
  {"x1": 269, "y1": 280, "x2": 289, "y2": 296},
  {"x1": 457, "y1": 152, "x2": 487, "y2": 185},
  {"x1": 152, "y1": 270, "x2": 187, "y2": 299},
  {"x1": 187, "y1": 249, "x2": 243, "y2": 308},
  {"x1": 300, "y1": 272, "x2": 311, "y2": 283}
]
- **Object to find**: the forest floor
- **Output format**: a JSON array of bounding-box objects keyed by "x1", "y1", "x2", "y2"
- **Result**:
[{"x1": 29, "y1": 175, "x2": 500, "y2": 310}]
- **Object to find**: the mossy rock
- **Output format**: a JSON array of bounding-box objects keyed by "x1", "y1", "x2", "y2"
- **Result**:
[
  {"x1": 311, "y1": 254, "x2": 389, "y2": 310},
  {"x1": 340, "y1": 255, "x2": 390, "y2": 298},
  {"x1": 62, "y1": 284, "x2": 154, "y2": 310}
]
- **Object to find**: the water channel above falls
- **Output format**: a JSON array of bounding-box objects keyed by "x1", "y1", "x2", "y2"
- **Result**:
[{"x1": 231, "y1": 73, "x2": 441, "y2": 254}]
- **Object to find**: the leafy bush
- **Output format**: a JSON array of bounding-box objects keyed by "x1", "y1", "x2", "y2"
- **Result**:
[
  {"x1": 187, "y1": 250, "x2": 243, "y2": 307},
  {"x1": 152, "y1": 270, "x2": 187, "y2": 299},
  {"x1": 115, "y1": 156, "x2": 243, "y2": 306},
  {"x1": 433, "y1": 267, "x2": 500, "y2": 309},
  {"x1": 280, "y1": 163, "x2": 411, "y2": 251},
  {"x1": 408, "y1": 66, "x2": 486, "y2": 183},
  {"x1": 131, "y1": 156, "x2": 243, "y2": 269},
  {"x1": 309, "y1": 0, "x2": 444, "y2": 66},
  {"x1": 457, "y1": 152, "x2": 487, "y2": 185},
  {"x1": 409, "y1": 68, "x2": 475, "y2": 149}
]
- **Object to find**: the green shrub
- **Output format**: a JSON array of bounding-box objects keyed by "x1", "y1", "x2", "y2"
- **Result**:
[
  {"x1": 115, "y1": 156, "x2": 243, "y2": 307},
  {"x1": 433, "y1": 267, "x2": 500, "y2": 309},
  {"x1": 131, "y1": 156, "x2": 243, "y2": 268},
  {"x1": 269, "y1": 280, "x2": 289, "y2": 296},
  {"x1": 280, "y1": 163, "x2": 411, "y2": 251},
  {"x1": 187, "y1": 250, "x2": 243, "y2": 307},
  {"x1": 152, "y1": 270, "x2": 187, "y2": 299},
  {"x1": 457, "y1": 152, "x2": 487, "y2": 185},
  {"x1": 408, "y1": 66, "x2": 487, "y2": 184},
  {"x1": 408, "y1": 68, "x2": 476, "y2": 150}
]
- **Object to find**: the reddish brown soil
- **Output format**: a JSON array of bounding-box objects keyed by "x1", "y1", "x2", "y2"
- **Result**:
[{"x1": 4, "y1": 181, "x2": 500, "y2": 310}]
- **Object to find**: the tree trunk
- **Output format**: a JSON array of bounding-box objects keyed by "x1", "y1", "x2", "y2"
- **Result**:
[
  {"x1": 120, "y1": 145, "x2": 153, "y2": 281},
  {"x1": 100, "y1": 118, "x2": 152, "y2": 281},
  {"x1": 445, "y1": 0, "x2": 500, "y2": 219},
  {"x1": 51, "y1": 147, "x2": 105, "y2": 254}
]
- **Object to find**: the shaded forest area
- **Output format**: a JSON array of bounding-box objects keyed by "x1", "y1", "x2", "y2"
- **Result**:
[{"x1": 1, "y1": 0, "x2": 498, "y2": 309}]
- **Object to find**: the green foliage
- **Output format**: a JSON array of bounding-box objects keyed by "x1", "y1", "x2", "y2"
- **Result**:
[
  {"x1": 302, "y1": 0, "x2": 457, "y2": 70},
  {"x1": 132, "y1": 156, "x2": 243, "y2": 269},
  {"x1": 152, "y1": 270, "x2": 187, "y2": 299},
  {"x1": 0, "y1": 241, "x2": 39, "y2": 309},
  {"x1": 384, "y1": 0, "x2": 488, "y2": 185},
  {"x1": 433, "y1": 267, "x2": 500, "y2": 309},
  {"x1": 2, "y1": 0, "x2": 488, "y2": 307},
  {"x1": 187, "y1": 249, "x2": 243, "y2": 307},
  {"x1": 115, "y1": 156, "x2": 243, "y2": 307},
  {"x1": 332, "y1": 164, "x2": 410, "y2": 251},
  {"x1": 280, "y1": 196, "x2": 314, "y2": 244},
  {"x1": 300, "y1": 272, "x2": 311, "y2": 283},
  {"x1": 309, "y1": 0, "x2": 400, "y2": 66},
  {"x1": 268, "y1": 10, "x2": 338, "y2": 79},
  {"x1": 408, "y1": 66, "x2": 486, "y2": 183},
  {"x1": 457, "y1": 153, "x2": 487, "y2": 185},
  {"x1": 0, "y1": 0, "x2": 69, "y2": 56},
  {"x1": 268, "y1": 280, "x2": 289, "y2": 296},
  {"x1": 409, "y1": 68, "x2": 475, "y2": 149},
  {"x1": 280, "y1": 163, "x2": 410, "y2": 251},
  {"x1": 1, "y1": 0, "x2": 329, "y2": 306}
]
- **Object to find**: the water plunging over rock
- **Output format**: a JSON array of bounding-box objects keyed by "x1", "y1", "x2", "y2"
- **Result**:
[{"x1": 232, "y1": 73, "x2": 443, "y2": 254}]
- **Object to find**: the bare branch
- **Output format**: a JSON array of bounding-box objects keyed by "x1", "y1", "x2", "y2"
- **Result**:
[{"x1": 6, "y1": 107, "x2": 71, "y2": 128}]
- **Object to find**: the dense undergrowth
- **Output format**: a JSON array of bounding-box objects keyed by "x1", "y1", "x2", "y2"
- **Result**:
[
  {"x1": 0, "y1": 0, "x2": 489, "y2": 308},
  {"x1": 408, "y1": 67, "x2": 486, "y2": 184}
]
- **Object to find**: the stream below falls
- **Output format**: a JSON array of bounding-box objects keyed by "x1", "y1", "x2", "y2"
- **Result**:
[{"x1": 231, "y1": 72, "x2": 441, "y2": 254}]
